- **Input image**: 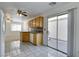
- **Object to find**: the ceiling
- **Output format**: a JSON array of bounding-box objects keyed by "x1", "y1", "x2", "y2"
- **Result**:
[{"x1": 0, "y1": 2, "x2": 67, "y2": 19}]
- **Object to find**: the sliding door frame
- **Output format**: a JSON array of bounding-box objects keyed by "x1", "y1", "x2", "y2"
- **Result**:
[
  {"x1": 47, "y1": 8, "x2": 75, "y2": 57},
  {"x1": 48, "y1": 13, "x2": 68, "y2": 55}
]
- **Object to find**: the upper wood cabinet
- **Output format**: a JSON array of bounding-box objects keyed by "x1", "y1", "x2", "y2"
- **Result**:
[
  {"x1": 39, "y1": 17, "x2": 43, "y2": 28},
  {"x1": 29, "y1": 16, "x2": 44, "y2": 28},
  {"x1": 32, "y1": 19, "x2": 36, "y2": 28},
  {"x1": 35, "y1": 17, "x2": 40, "y2": 28}
]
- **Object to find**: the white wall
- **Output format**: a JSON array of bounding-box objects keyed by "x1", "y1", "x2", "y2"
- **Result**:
[
  {"x1": 41, "y1": 2, "x2": 79, "y2": 57},
  {"x1": 5, "y1": 21, "x2": 20, "y2": 42},
  {"x1": 43, "y1": 16, "x2": 48, "y2": 45},
  {"x1": 23, "y1": 19, "x2": 33, "y2": 43},
  {"x1": 23, "y1": 20, "x2": 29, "y2": 32},
  {"x1": 0, "y1": 10, "x2": 5, "y2": 56},
  {"x1": 5, "y1": 17, "x2": 23, "y2": 42}
]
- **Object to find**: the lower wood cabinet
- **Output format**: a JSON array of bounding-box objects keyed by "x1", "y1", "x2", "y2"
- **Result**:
[
  {"x1": 20, "y1": 32, "x2": 30, "y2": 42},
  {"x1": 33, "y1": 33, "x2": 37, "y2": 45},
  {"x1": 36, "y1": 33, "x2": 43, "y2": 45},
  {"x1": 20, "y1": 32, "x2": 43, "y2": 45},
  {"x1": 30, "y1": 33, "x2": 43, "y2": 45}
]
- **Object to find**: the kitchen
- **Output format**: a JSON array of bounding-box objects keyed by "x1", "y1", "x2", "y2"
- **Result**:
[{"x1": 20, "y1": 16, "x2": 44, "y2": 46}]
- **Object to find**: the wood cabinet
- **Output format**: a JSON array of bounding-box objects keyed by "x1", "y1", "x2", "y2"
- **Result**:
[
  {"x1": 20, "y1": 32, "x2": 30, "y2": 42},
  {"x1": 29, "y1": 16, "x2": 44, "y2": 45},
  {"x1": 29, "y1": 16, "x2": 44, "y2": 28},
  {"x1": 30, "y1": 33, "x2": 43, "y2": 45},
  {"x1": 40, "y1": 17, "x2": 43, "y2": 28},
  {"x1": 33, "y1": 33, "x2": 37, "y2": 45},
  {"x1": 36, "y1": 33, "x2": 43, "y2": 45},
  {"x1": 32, "y1": 19, "x2": 36, "y2": 28},
  {"x1": 35, "y1": 17, "x2": 40, "y2": 28}
]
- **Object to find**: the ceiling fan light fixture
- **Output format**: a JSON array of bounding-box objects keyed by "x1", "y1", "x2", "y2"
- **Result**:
[
  {"x1": 17, "y1": 9, "x2": 28, "y2": 17},
  {"x1": 19, "y1": 14, "x2": 22, "y2": 16},
  {"x1": 17, "y1": 12, "x2": 22, "y2": 16},
  {"x1": 17, "y1": 13, "x2": 19, "y2": 16}
]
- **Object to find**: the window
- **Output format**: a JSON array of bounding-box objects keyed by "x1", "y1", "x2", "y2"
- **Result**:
[
  {"x1": 23, "y1": 21, "x2": 29, "y2": 31},
  {"x1": 11, "y1": 16, "x2": 23, "y2": 31},
  {"x1": 11, "y1": 22, "x2": 22, "y2": 31}
]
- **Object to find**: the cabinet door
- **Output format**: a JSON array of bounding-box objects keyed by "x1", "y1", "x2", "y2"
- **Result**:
[
  {"x1": 33, "y1": 33, "x2": 37, "y2": 45},
  {"x1": 30, "y1": 33, "x2": 33, "y2": 43},
  {"x1": 21, "y1": 32, "x2": 30, "y2": 42},
  {"x1": 37, "y1": 33, "x2": 43, "y2": 45},
  {"x1": 32, "y1": 19, "x2": 36, "y2": 28},
  {"x1": 29, "y1": 16, "x2": 44, "y2": 28},
  {"x1": 39, "y1": 17, "x2": 43, "y2": 28},
  {"x1": 36, "y1": 17, "x2": 40, "y2": 28}
]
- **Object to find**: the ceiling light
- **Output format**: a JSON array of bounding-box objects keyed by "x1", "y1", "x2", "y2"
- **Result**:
[
  {"x1": 6, "y1": 18, "x2": 11, "y2": 22},
  {"x1": 17, "y1": 13, "x2": 19, "y2": 16},
  {"x1": 6, "y1": 13, "x2": 12, "y2": 22},
  {"x1": 19, "y1": 14, "x2": 22, "y2": 16},
  {"x1": 49, "y1": 2, "x2": 56, "y2": 6},
  {"x1": 17, "y1": 12, "x2": 22, "y2": 16}
]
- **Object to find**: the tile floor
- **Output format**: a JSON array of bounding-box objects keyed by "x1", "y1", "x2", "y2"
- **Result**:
[{"x1": 5, "y1": 40, "x2": 67, "y2": 57}]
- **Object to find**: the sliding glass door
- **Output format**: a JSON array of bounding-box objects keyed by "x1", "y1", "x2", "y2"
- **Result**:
[
  {"x1": 48, "y1": 14, "x2": 68, "y2": 55},
  {"x1": 58, "y1": 14, "x2": 68, "y2": 53},
  {"x1": 48, "y1": 17, "x2": 57, "y2": 48}
]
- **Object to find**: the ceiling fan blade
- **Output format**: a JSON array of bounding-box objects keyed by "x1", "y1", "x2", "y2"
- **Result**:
[
  {"x1": 17, "y1": 10, "x2": 28, "y2": 16},
  {"x1": 23, "y1": 12, "x2": 27, "y2": 13},
  {"x1": 22, "y1": 13, "x2": 27, "y2": 16}
]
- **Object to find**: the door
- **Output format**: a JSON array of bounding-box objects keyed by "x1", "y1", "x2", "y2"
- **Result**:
[
  {"x1": 48, "y1": 14, "x2": 68, "y2": 56},
  {"x1": 48, "y1": 17, "x2": 57, "y2": 48},
  {"x1": 58, "y1": 14, "x2": 68, "y2": 53}
]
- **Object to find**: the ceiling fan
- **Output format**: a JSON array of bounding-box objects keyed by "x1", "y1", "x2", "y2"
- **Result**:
[{"x1": 17, "y1": 9, "x2": 28, "y2": 16}]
